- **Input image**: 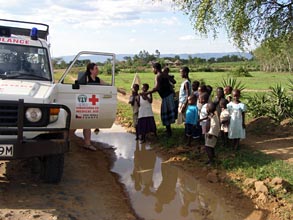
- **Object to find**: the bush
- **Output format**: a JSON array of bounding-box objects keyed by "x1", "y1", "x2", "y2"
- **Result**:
[
  {"x1": 229, "y1": 66, "x2": 252, "y2": 77},
  {"x1": 196, "y1": 66, "x2": 214, "y2": 72},
  {"x1": 246, "y1": 93, "x2": 270, "y2": 118},
  {"x1": 218, "y1": 77, "x2": 246, "y2": 91},
  {"x1": 247, "y1": 84, "x2": 293, "y2": 123}
]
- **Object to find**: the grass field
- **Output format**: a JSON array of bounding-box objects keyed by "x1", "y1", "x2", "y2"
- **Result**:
[
  {"x1": 117, "y1": 71, "x2": 292, "y2": 90},
  {"x1": 113, "y1": 71, "x2": 293, "y2": 102},
  {"x1": 54, "y1": 68, "x2": 293, "y2": 101}
]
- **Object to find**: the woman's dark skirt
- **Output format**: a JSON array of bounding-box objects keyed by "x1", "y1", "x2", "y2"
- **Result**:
[
  {"x1": 161, "y1": 93, "x2": 176, "y2": 126},
  {"x1": 137, "y1": 116, "x2": 157, "y2": 136}
]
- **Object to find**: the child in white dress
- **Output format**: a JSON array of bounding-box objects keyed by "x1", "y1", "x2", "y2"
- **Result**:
[{"x1": 227, "y1": 89, "x2": 246, "y2": 150}]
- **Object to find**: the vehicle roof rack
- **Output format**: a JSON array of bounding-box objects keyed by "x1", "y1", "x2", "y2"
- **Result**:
[{"x1": 0, "y1": 18, "x2": 49, "y2": 40}]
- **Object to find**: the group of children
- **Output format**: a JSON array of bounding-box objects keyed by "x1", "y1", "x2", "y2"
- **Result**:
[
  {"x1": 186, "y1": 82, "x2": 246, "y2": 164},
  {"x1": 129, "y1": 76, "x2": 246, "y2": 165}
]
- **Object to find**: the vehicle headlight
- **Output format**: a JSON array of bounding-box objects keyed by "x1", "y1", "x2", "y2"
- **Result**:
[{"x1": 25, "y1": 108, "x2": 42, "y2": 123}]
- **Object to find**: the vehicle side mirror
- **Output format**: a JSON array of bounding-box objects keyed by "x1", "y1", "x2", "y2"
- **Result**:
[{"x1": 72, "y1": 80, "x2": 80, "y2": 89}]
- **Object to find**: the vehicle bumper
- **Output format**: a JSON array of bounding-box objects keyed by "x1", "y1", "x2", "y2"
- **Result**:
[
  {"x1": 0, "y1": 138, "x2": 70, "y2": 159},
  {"x1": 0, "y1": 99, "x2": 71, "y2": 159}
]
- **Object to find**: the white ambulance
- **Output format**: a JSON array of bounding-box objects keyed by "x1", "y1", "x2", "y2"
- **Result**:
[{"x1": 0, "y1": 19, "x2": 118, "y2": 183}]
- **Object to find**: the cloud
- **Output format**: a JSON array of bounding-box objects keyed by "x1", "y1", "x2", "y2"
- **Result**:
[
  {"x1": 1, "y1": 0, "x2": 178, "y2": 31},
  {"x1": 178, "y1": 35, "x2": 196, "y2": 41},
  {"x1": 0, "y1": 0, "x2": 240, "y2": 56}
]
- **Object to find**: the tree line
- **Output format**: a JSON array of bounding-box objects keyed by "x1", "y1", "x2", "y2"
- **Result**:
[
  {"x1": 52, "y1": 37, "x2": 293, "y2": 74},
  {"x1": 53, "y1": 52, "x2": 250, "y2": 69}
]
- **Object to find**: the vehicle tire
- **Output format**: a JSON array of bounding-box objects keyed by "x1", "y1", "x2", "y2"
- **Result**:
[{"x1": 41, "y1": 154, "x2": 64, "y2": 184}]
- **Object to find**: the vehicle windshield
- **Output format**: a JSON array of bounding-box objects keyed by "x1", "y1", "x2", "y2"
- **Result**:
[{"x1": 0, "y1": 44, "x2": 51, "y2": 81}]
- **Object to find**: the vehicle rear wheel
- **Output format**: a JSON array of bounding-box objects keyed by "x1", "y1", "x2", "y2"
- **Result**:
[{"x1": 41, "y1": 154, "x2": 64, "y2": 184}]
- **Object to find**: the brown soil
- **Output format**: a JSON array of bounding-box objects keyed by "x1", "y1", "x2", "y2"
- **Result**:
[
  {"x1": 242, "y1": 117, "x2": 293, "y2": 163},
  {"x1": 0, "y1": 130, "x2": 138, "y2": 220}
]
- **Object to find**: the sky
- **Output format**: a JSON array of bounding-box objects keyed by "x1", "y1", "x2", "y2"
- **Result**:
[{"x1": 0, "y1": 0, "x2": 243, "y2": 57}]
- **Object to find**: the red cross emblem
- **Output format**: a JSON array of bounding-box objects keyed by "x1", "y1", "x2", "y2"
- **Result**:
[{"x1": 89, "y1": 95, "x2": 99, "y2": 105}]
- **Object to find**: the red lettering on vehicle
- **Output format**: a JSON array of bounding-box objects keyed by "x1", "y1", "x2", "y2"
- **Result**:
[
  {"x1": 0, "y1": 37, "x2": 29, "y2": 45},
  {"x1": 0, "y1": 83, "x2": 33, "y2": 88}
]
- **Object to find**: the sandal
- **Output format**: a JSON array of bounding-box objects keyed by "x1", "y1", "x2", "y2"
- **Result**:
[{"x1": 83, "y1": 144, "x2": 97, "y2": 151}]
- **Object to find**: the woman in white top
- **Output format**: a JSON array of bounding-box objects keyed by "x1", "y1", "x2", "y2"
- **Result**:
[{"x1": 177, "y1": 66, "x2": 192, "y2": 124}]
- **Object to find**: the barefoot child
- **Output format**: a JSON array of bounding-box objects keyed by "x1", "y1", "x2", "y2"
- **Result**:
[
  {"x1": 227, "y1": 89, "x2": 246, "y2": 150},
  {"x1": 198, "y1": 92, "x2": 209, "y2": 144},
  {"x1": 219, "y1": 98, "x2": 230, "y2": 147},
  {"x1": 213, "y1": 87, "x2": 225, "y2": 117},
  {"x1": 185, "y1": 95, "x2": 200, "y2": 146},
  {"x1": 205, "y1": 102, "x2": 220, "y2": 165},
  {"x1": 129, "y1": 84, "x2": 140, "y2": 140}
]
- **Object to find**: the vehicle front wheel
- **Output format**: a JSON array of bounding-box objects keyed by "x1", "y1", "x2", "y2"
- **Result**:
[{"x1": 41, "y1": 154, "x2": 64, "y2": 184}]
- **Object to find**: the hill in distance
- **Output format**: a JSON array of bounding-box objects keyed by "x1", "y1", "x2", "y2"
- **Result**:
[{"x1": 58, "y1": 52, "x2": 252, "y2": 63}]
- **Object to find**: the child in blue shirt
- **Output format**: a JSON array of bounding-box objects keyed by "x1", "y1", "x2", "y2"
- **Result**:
[{"x1": 185, "y1": 95, "x2": 200, "y2": 146}]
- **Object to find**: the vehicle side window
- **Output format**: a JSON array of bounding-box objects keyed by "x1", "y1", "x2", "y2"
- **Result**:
[{"x1": 61, "y1": 64, "x2": 113, "y2": 85}]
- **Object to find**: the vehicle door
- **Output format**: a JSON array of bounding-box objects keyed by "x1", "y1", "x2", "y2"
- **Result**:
[{"x1": 55, "y1": 51, "x2": 117, "y2": 129}]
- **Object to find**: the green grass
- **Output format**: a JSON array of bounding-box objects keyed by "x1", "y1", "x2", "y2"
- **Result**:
[
  {"x1": 114, "y1": 71, "x2": 293, "y2": 95},
  {"x1": 220, "y1": 148, "x2": 293, "y2": 183},
  {"x1": 54, "y1": 67, "x2": 293, "y2": 93}
]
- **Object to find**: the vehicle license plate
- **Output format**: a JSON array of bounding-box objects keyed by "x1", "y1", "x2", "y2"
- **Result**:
[{"x1": 0, "y1": 145, "x2": 13, "y2": 157}]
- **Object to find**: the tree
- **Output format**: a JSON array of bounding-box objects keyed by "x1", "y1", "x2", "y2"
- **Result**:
[
  {"x1": 188, "y1": 55, "x2": 193, "y2": 65},
  {"x1": 157, "y1": 0, "x2": 293, "y2": 49},
  {"x1": 174, "y1": 55, "x2": 181, "y2": 60},
  {"x1": 155, "y1": 49, "x2": 160, "y2": 58},
  {"x1": 253, "y1": 34, "x2": 293, "y2": 72},
  {"x1": 208, "y1": 57, "x2": 216, "y2": 63},
  {"x1": 52, "y1": 57, "x2": 63, "y2": 67},
  {"x1": 133, "y1": 50, "x2": 156, "y2": 66},
  {"x1": 123, "y1": 56, "x2": 133, "y2": 66}
]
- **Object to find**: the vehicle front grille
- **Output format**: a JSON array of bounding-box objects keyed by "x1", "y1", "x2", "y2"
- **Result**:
[{"x1": 0, "y1": 103, "x2": 18, "y2": 126}]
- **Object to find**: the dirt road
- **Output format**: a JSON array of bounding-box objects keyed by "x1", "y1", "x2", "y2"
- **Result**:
[{"x1": 0, "y1": 130, "x2": 137, "y2": 220}]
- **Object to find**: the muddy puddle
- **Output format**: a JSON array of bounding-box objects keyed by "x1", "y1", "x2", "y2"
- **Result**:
[{"x1": 76, "y1": 124, "x2": 252, "y2": 220}]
